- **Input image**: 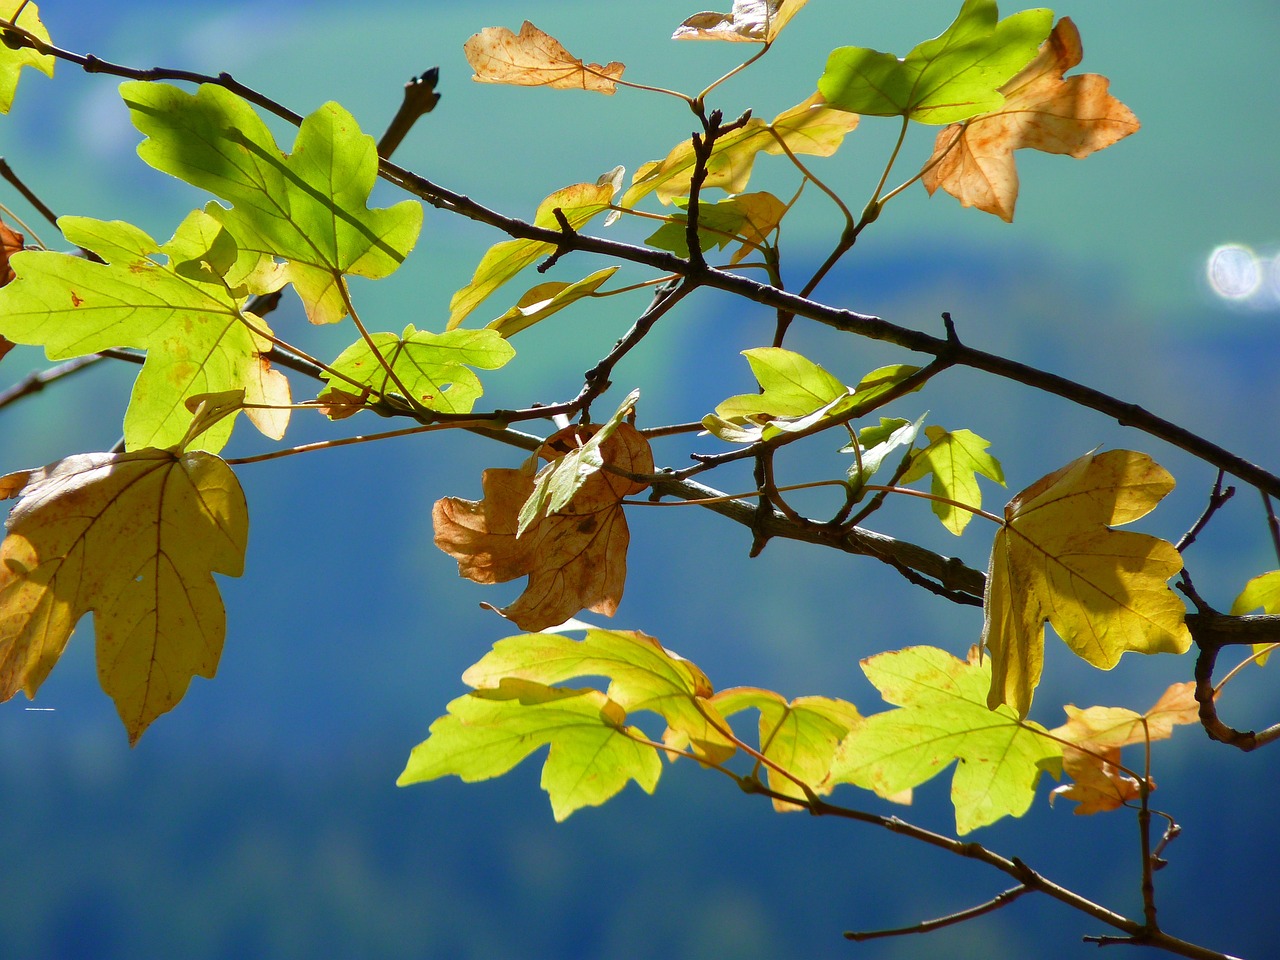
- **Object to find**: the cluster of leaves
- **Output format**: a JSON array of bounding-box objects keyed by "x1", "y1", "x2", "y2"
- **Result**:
[{"x1": 0, "y1": 1, "x2": 1276, "y2": 954}]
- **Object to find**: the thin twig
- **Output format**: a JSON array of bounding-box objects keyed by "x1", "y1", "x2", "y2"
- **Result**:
[{"x1": 845, "y1": 886, "x2": 1031, "y2": 941}]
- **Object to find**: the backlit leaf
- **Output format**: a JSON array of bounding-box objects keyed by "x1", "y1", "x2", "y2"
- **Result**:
[
  {"x1": 623, "y1": 93, "x2": 858, "y2": 208},
  {"x1": 0, "y1": 1, "x2": 54, "y2": 114},
  {"x1": 818, "y1": 0, "x2": 1052, "y2": 124},
  {"x1": 922, "y1": 18, "x2": 1140, "y2": 221},
  {"x1": 1049, "y1": 682, "x2": 1199, "y2": 814},
  {"x1": 672, "y1": 0, "x2": 808, "y2": 43},
  {"x1": 122, "y1": 82, "x2": 423, "y2": 325},
  {"x1": 448, "y1": 179, "x2": 616, "y2": 328},
  {"x1": 645, "y1": 192, "x2": 786, "y2": 263},
  {"x1": 0, "y1": 212, "x2": 289, "y2": 452},
  {"x1": 983, "y1": 450, "x2": 1191, "y2": 718},
  {"x1": 397, "y1": 678, "x2": 661, "y2": 821},
  {"x1": 712, "y1": 687, "x2": 861, "y2": 810},
  {"x1": 319, "y1": 325, "x2": 514, "y2": 414},
  {"x1": 901, "y1": 426, "x2": 1005, "y2": 534},
  {"x1": 463, "y1": 21, "x2": 624, "y2": 94},
  {"x1": 0, "y1": 448, "x2": 247, "y2": 743},
  {"x1": 487, "y1": 266, "x2": 619, "y2": 338},
  {"x1": 842, "y1": 416, "x2": 924, "y2": 499},
  {"x1": 1230, "y1": 570, "x2": 1280, "y2": 665},
  {"x1": 433, "y1": 422, "x2": 653, "y2": 631},
  {"x1": 829, "y1": 645, "x2": 1060, "y2": 834},
  {"x1": 461, "y1": 627, "x2": 733, "y2": 763}
]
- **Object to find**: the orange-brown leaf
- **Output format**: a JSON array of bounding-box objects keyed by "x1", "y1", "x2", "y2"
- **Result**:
[
  {"x1": 433, "y1": 423, "x2": 653, "y2": 631},
  {"x1": 922, "y1": 18, "x2": 1139, "y2": 221},
  {"x1": 0, "y1": 215, "x2": 23, "y2": 287},
  {"x1": 463, "y1": 21, "x2": 624, "y2": 95}
]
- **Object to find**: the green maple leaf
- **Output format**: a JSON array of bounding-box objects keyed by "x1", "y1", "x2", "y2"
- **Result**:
[
  {"x1": 818, "y1": 0, "x2": 1053, "y2": 124},
  {"x1": 0, "y1": 212, "x2": 290, "y2": 453},
  {"x1": 901, "y1": 426, "x2": 1005, "y2": 534},
  {"x1": 459, "y1": 627, "x2": 734, "y2": 762},
  {"x1": 829, "y1": 645, "x2": 1060, "y2": 834},
  {"x1": 842, "y1": 415, "x2": 925, "y2": 499},
  {"x1": 0, "y1": 1, "x2": 54, "y2": 113},
  {"x1": 397, "y1": 678, "x2": 662, "y2": 821},
  {"x1": 712, "y1": 687, "x2": 861, "y2": 810},
  {"x1": 122, "y1": 81, "x2": 423, "y2": 325},
  {"x1": 0, "y1": 447, "x2": 248, "y2": 744},
  {"x1": 1230, "y1": 570, "x2": 1280, "y2": 665},
  {"x1": 487, "y1": 266, "x2": 619, "y2": 338},
  {"x1": 320, "y1": 325, "x2": 515, "y2": 414}
]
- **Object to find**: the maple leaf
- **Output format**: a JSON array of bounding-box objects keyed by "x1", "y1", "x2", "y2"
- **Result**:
[
  {"x1": 983, "y1": 450, "x2": 1192, "y2": 718},
  {"x1": 712, "y1": 687, "x2": 861, "y2": 810},
  {"x1": 818, "y1": 0, "x2": 1052, "y2": 125},
  {"x1": 1049, "y1": 682, "x2": 1200, "y2": 815},
  {"x1": 828, "y1": 645, "x2": 1061, "y2": 834},
  {"x1": 645, "y1": 192, "x2": 787, "y2": 264},
  {"x1": 0, "y1": 214, "x2": 22, "y2": 286},
  {"x1": 623, "y1": 93, "x2": 858, "y2": 208},
  {"x1": 319, "y1": 325, "x2": 515, "y2": 414},
  {"x1": 0, "y1": 1, "x2": 54, "y2": 114},
  {"x1": 0, "y1": 212, "x2": 290, "y2": 452},
  {"x1": 460, "y1": 627, "x2": 734, "y2": 763},
  {"x1": 0, "y1": 447, "x2": 247, "y2": 743},
  {"x1": 463, "y1": 21, "x2": 624, "y2": 94},
  {"x1": 1230, "y1": 570, "x2": 1280, "y2": 665},
  {"x1": 398, "y1": 678, "x2": 662, "y2": 821},
  {"x1": 672, "y1": 0, "x2": 808, "y2": 43},
  {"x1": 447, "y1": 177, "x2": 618, "y2": 328},
  {"x1": 433, "y1": 420, "x2": 653, "y2": 631},
  {"x1": 841, "y1": 415, "x2": 925, "y2": 500},
  {"x1": 122, "y1": 82, "x2": 423, "y2": 325},
  {"x1": 901, "y1": 426, "x2": 1005, "y2": 534},
  {"x1": 922, "y1": 18, "x2": 1141, "y2": 221},
  {"x1": 486, "y1": 266, "x2": 619, "y2": 338}
]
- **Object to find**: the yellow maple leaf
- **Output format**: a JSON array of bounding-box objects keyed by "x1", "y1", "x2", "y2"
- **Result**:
[
  {"x1": 922, "y1": 18, "x2": 1139, "y2": 221},
  {"x1": 0, "y1": 449, "x2": 248, "y2": 743},
  {"x1": 463, "y1": 21, "x2": 624, "y2": 94},
  {"x1": 983, "y1": 450, "x2": 1191, "y2": 717}
]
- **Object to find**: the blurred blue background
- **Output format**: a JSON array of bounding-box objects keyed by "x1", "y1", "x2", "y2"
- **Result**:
[{"x1": 1, "y1": 1, "x2": 1278, "y2": 957}]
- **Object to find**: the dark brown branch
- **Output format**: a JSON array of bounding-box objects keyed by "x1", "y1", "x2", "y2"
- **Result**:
[
  {"x1": 1175, "y1": 471, "x2": 1233, "y2": 552},
  {"x1": 377, "y1": 68, "x2": 439, "y2": 160},
  {"x1": 845, "y1": 885, "x2": 1031, "y2": 941}
]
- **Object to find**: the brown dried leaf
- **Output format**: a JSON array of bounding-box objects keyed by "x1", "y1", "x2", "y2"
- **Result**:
[
  {"x1": 433, "y1": 422, "x2": 653, "y2": 631},
  {"x1": 463, "y1": 21, "x2": 625, "y2": 94},
  {"x1": 0, "y1": 215, "x2": 23, "y2": 287},
  {"x1": 922, "y1": 18, "x2": 1139, "y2": 221}
]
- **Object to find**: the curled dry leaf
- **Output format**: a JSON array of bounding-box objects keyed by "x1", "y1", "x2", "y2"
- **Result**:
[
  {"x1": 922, "y1": 18, "x2": 1140, "y2": 221},
  {"x1": 433, "y1": 422, "x2": 653, "y2": 632},
  {"x1": 673, "y1": 0, "x2": 807, "y2": 42},
  {"x1": 464, "y1": 21, "x2": 624, "y2": 94}
]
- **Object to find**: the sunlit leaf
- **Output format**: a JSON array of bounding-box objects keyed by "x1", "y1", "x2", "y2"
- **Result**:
[
  {"x1": 0, "y1": 212, "x2": 289, "y2": 452},
  {"x1": 672, "y1": 0, "x2": 808, "y2": 43},
  {"x1": 319, "y1": 325, "x2": 514, "y2": 414},
  {"x1": 1230, "y1": 569, "x2": 1280, "y2": 665},
  {"x1": 448, "y1": 179, "x2": 616, "y2": 328},
  {"x1": 463, "y1": 21, "x2": 624, "y2": 94},
  {"x1": 0, "y1": 1, "x2": 54, "y2": 114},
  {"x1": 122, "y1": 82, "x2": 423, "y2": 325},
  {"x1": 922, "y1": 18, "x2": 1140, "y2": 221},
  {"x1": 842, "y1": 415, "x2": 924, "y2": 499},
  {"x1": 623, "y1": 93, "x2": 857, "y2": 208},
  {"x1": 645, "y1": 192, "x2": 786, "y2": 263},
  {"x1": 0, "y1": 447, "x2": 247, "y2": 743},
  {"x1": 487, "y1": 266, "x2": 619, "y2": 338},
  {"x1": 829, "y1": 645, "x2": 1060, "y2": 834},
  {"x1": 712, "y1": 687, "x2": 860, "y2": 810},
  {"x1": 433, "y1": 421, "x2": 653, "y2": 631},
  {"x1": 397, "y1": 678, "x2": 661, "y2": 821},
  {"x1": 983, "y1": 450, "x2": 1191, "y2": 718},
  {"x1": 901, "y1": 426, "x2": 1005, "y2": 534},
  {"x1": 818, "y1": 0, "x2": 1052, "y2": 124}
]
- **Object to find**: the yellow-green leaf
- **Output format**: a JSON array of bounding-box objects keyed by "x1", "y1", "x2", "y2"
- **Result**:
[
  {"x1": 448, "y1": 179, "x2": 616, "y2": 328},
  {"x1": 397, "y1": 678, "x2": 661, "y2": 821},
  {"x1": 712, "y1": 687, "x2": 860, "y2": 810},
  {"x1": 1230, "y1": 570, "x2": 1280, "y2": 665},
  {"x1": 829, "y1": 645, "x2": 1060, "y2": 834},
  {"x1": 901, "y1": 426, "x2": 1005, "y2": 534},
  {"x1": 0, "y1": 448, "x2": 248, "y2": 743},
  {"x1": 487, "y1": 266, "x2": 619, "y2": 338},
  {"x1": 122, "y1": 82, "x2": 423, "y2": 325},
  {"x1": 0, "y1": 1, "x2": 54, "y2": 114},
  {"x1": 983, "y1": 450, "x2": 1191, "y2": 718},
  {"x1": 0, "y1": 212, "x2": 289, "y2": 453}
]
